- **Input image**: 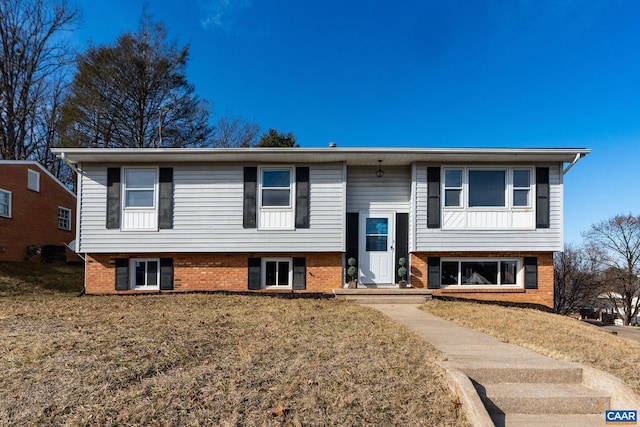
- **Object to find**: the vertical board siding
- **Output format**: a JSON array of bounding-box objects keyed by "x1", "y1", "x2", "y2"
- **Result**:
[
  {"x1": 78, "y1": 163, "x2": 344, "y2": 253},
  {"x1": 414, "y1": 163, "x2": 563, "y2": 251},
  {"x1": 346, "y1": 166, "x2": 411, "y2": 213}
]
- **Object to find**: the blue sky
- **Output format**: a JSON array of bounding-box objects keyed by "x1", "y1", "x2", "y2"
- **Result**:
[{"x1": 74, "y1": 0, "x2": 640, "y2": 245}]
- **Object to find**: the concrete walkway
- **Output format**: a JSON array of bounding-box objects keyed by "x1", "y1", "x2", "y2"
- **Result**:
[{"x1": 367, "y1": 304, "x2": 640, "y2": 427}]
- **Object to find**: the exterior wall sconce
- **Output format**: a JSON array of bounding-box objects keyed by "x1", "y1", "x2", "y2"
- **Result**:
[{"x1": 375, "y1": 160, "x2": 384, "y2": 178}]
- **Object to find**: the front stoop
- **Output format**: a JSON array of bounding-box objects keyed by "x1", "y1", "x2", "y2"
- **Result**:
[
  {"x1": 333, "y1": 289, "x2": 432, "y2": 304},
  {"x1": 466, "y1": 367, "x2": 610, "y2": 427}
]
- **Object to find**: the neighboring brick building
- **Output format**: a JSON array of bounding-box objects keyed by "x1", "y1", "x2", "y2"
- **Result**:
[
  {"x1": 52, "y1": 147, "x2": 590, "y2": 308},
  {"x1": 0, "y1": 161, "x2": 77, "y2": 262}
]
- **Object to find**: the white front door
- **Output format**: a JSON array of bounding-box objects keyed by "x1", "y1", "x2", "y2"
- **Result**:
[{"x1": 359, "y1": 212, "x2": 395, "y2": 285}]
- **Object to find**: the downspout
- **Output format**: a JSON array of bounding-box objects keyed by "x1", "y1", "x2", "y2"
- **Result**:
[{"x1": 562, "y1": 153, "x2": 584, "y2": 175}]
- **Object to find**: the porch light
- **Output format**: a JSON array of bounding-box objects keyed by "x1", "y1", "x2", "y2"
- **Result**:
[{"x1": 375, "y1": 160, "x2": 384, "y2": 178}]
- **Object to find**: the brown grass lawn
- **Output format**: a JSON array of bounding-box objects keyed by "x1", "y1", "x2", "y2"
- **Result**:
[
  {"x1": 0, "y1": 290, "x2": 466, "y2": 426},
  {"x1": 422, "y1": 299, "x2": 640, "y2": 395}
]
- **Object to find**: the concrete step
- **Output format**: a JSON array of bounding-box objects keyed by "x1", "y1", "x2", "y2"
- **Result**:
[
  {"x1": 340, "y1": 296, "x2": 430, "y2": 304},
  {"x1": 476, "y1": 382, "x2": 610, "y2": 415},
  {"x1": 333, "y1": 289, "x2": 432, "y2": 304},
  {"x1": 464, "y1": 366, "x2": 583, "y2": 384},
  {"x1": 495, "y1": 413, "x2": 603, "y2": 427}
]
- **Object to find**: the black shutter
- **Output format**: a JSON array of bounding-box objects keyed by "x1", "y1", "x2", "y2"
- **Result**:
[
  {"x1": 427, "y1": 257, "x2": 441, "y2": 289},
  {"x1": 158, "y1": 168, "x2": 173, "y2": 229},
  {"x1": 427, "y1": 167, "x2": 441, "y2": 229},
  {"x1": 248, "y1": 257, "x2": 261, "y2": 290},
  {"x1": 115, "y1": 258, "x2": 129, "y2": 290},
  {"x1": 107, "y1": 168, "x2": 121, "y2": 229},
  {"x1": 346, "y1": 213, "x2": 359, "y2": 269},
  {"x1": 160, "y1": 258, "x2": 174, "y2": 290},
  {"x1": 243, "y1": 167, "x2": 257, "y2": 228},
  {"x1": 536, "y1": 167, "x2": 550, "y2": 229},
  {"x1": 295, "y1": 167, "x2": 310, "y2": 228},
  {"x1": 395, "y1": 213, "x2": 409, "y2": 283},
  {"x1": 524, "y1": 257, "x2": 538, "y2": 289},
  {"x1": 292, "y1": 257, "x2": 306, "y2": 290}
]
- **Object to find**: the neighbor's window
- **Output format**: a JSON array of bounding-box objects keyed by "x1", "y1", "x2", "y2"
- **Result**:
[
  {"x1": 441, "y1": 259, "x2": 520, "y2": 286},
  {"x1": 58, "y1": 207, "x2": 71, "y2": 230},
  {"x1": 131, "y1": 259, "x2": 159, "y2": 289},
  {"x1": 444, "y1": 169, "x2": 463, "y2": 207},
  {"x1": 124, "y1": 169, "x2": 156, "y2": 208},
  {"x1": 28, "y1": 169, "x2": 40, "y2": 192},
  {"x1": 0, "y1": 190, "x2": 11, "y2": 218},
  {"x1": 261, "y1": 169, "x2": 292, "y2": 207},
  {"x1": 263, "y1": 258, "x2": 292, "y2": 288},
  {"x1": 512, "y1": 169, "x2": 531, "y2": 207},
  {"x1": 468, "y1": 170, "x2": 506, "y2": 207}
]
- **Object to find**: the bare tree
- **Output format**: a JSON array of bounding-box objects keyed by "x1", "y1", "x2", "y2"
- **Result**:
[
  {"x1": 0, "y1": 0, "x2": 78, "y2": 160},
  {"x1": 58, "y1": 11, "x2": 212, "y2": 149},
  {"x1": 583, "y1": 214, "x2": 640, "y2": 325},
  {"x1": 213, "y1": 115, "x2": 260, "y2": 147},
  {"x1": 554, "y1": 244, "x2": 601, "y2": 315}
]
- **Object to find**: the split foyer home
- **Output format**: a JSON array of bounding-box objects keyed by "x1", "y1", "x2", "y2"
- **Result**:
[
  {"x1": 52, "y1": 146, "x2": 590, "y2": 308},
  {"x1": 0, "y1": 160, "x2": 77, "y2": 262}
]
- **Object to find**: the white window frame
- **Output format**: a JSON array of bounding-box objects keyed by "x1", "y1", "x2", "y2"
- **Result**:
[
  {"x1": 511, "y1": 168, "x2": 533, "y2": 208},
  {"x1": 440, "y1": 258, "x2": 522, "y2": 288},
  {"x1": 442, "y1": 167, "x2": 535, "y2": 210},
  {"x1": 28, "y1": 169, "x2": 40, "y2": 192},
  {"x1": 259, "y1": 167, "x2": 294, "y2": 209},
  {"x1": 58, "y1": 206, "x2": 72, "y2": 230},
  {"x1": 262, "y1": 257, "x2": 293, "y2": 289},
  {"x1": 443, "y1": 168, "x2": 463, "y2": 208},
  {"x1": 123, "y1": 168, "x2": 158, "y2": 210},
  {"x1": 130, "y1": 258, "x2": 160, "y2": 290},
  {"x1": 0, "y1": 189, "x2": 11, "y2": 218}
]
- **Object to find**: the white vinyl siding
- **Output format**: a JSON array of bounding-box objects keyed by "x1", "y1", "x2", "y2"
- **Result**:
[
  {"x1": 346, "y1": 166, "x2": 411, "y2": 213},
  {"x1": 415, "y1": 163, "x2": 563, "y2": 251},
  {"x1": 78, "y1": 163, "x2": 345, "y2": 253}
]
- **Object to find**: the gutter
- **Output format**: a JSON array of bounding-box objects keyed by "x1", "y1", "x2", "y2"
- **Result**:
[{"x1": 562, "y1": 153, "x2": 585, "y2": 175}]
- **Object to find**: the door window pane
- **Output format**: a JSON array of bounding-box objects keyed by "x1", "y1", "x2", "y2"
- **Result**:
[
  {"x1": 365, "y1": 218, "x2": 388, "y2": 251},
  {"x1": 461, "y1": 261, "x2": 498, "y2": 285},
  {"x1": 469, "y1": 170, "x2": 505, "y2": 207}
]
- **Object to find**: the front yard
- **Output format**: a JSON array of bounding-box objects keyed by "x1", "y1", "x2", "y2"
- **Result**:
[{"x1": 0, "y1": 291, "x2": 466, "y2": 426}]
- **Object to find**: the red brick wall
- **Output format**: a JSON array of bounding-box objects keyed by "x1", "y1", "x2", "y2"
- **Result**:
[
  {"x1": 410, "y1": 251, "x2": 554, "y2": 308},
  {"x1": 85, "y1": 252, "x2": 343, "y2": 295},
  {"x1": 0, "y1": 163, "x2": 78, "y2": 262}
]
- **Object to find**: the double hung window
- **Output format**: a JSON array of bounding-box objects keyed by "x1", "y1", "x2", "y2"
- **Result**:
[
  {"x1": 58, "y1": 207, "x2": 71, "y2": 230},
  {"x1": 261, "y1": 169, "x2": 292, "y2": 208},
  {"x1": 512, "y1": 169, "x2": 531, "y2": 207},
  {"x1": 124, "y1": 169, "x2": 156, "y2": 208},
  {"x1": 0, "y1": 190, "x2": 11, "y2": 218},
  {"x1": 444, "y1": 169, "x2": 463, "y2": 207}
]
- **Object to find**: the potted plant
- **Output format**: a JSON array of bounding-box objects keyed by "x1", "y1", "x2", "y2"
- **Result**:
[
  {"x1": 398, "y1": 257, "x2": 408, "y2": 288},
  {"x1": 347, "y1": 257, "x2": 358, "y2": 289}
]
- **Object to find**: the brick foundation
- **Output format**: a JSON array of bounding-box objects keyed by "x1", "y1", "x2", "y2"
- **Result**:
[
  {"x1": 85, "y1": 252, "x2": 343, "y2": 295},
  {"x1": 410, "y1": 251, "x2": 554, "y2": 308}
]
